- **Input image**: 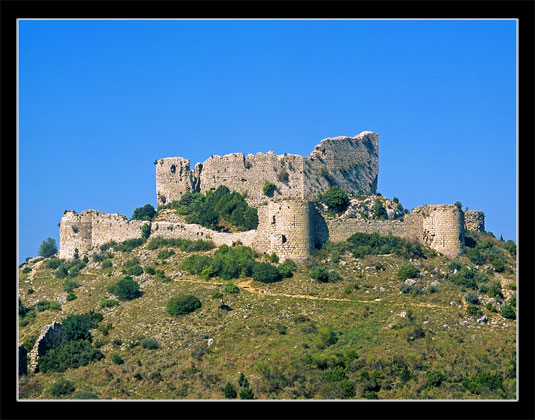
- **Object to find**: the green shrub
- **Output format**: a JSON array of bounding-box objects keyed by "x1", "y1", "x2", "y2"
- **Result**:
[
  {"x1": 397, "y1": 264, "x2": 420, "y2": 281},
  {"x1": 140, "y1": 223, "x2": 151, "y2": 239},
  {"x1": 63, "y1": 279, "x2": 80, "y2": 293},
  {"x1": 39, "y1": 340, "x2": 104, "y2": 373},
  {"x1": 485, "y1": 302, "x2": 498, "y2": 313},
  {"x1": 320, "y1": 186, "x2": 349, "y2": 213},
  {"x1": 224, "y1": 282, "x2": 240, "y2": 294},
  {"x1": 140, "y1": 338, "x2": 160, "y2": 350},
  {"x1": 113, "y1": 238, "x2": 146, "y2": 253},
  {"x1": 39, "y1": 238, "x2": 58, "y2": 258},
  {"x1": 505, "y1": 240, "x2": 516, "y2": 256},
  {"x1": 101, "y1": 260, "x2": 113, "y2": 269},
  {"x1": 465, "y1": 292, "x2": 479, "y2": 305},
  {"x1": 501, "y1": 304, "x2": 516, "y2": 320},
  {"x1": 463, "y1": 371, "x2": 503, "y2": 394},
  {"x1": 166, "y1": 295, "x2": 202, "y2": 316},
  {"x1": 372, "y1": 198, "x2": 388, "y2": 220},
  {"x1": 182, "y1": 255, "x2": 212, "y2": 275},
  {"x1": 426, "y1": 369, "x2": 446, "y2": 387},
  {"x1": 263, "y1": 181, "x2": 277, "y2": 197},
  {"x1": 49, "y1": 379, "x2": 75, "y2": 396},
  {"x1": 100, "y1": 241, "x2": 117, "y2": 251},
  {"x1": 125, "y1": 265, "x2": 144, "y2": 276},
  {"x1": 223, "y1": 382, "x2": 237, "y2": 399},
  {"x1": 22, "y1": 267, "x2": 32, "y2": 274},
  {"x1": 342, "y1": 380, "x2": 356, "y2": 398},
  {"x1": 252, "y1": 262, "x2": 282, "y2": 283},
  {"x1": 36, "y1": 300, "x2": 61, "y2": 312},
  {"x1": 99, "y1": 298, "x2": 119, "y2": 308},
  {"x1": 131, "y1": 204, "x2": 156, "y2": 221},
  {"x1": 239, "y1": 387, "x2": 255, "y2": 399},
  {"x1": 66, "y1": 292, "x2": 77, "y2": 301},
  {"x1": 466, "y1": 248, "x2": 485, "y2": 265},
  {"x1": 148, "y1": 236, "x2": 215, "y2": 252},
  {"x1": 158, "y1": 249, "x2": 175, "y2": 260},
  {"x1": 317, "y1": 326, "x2": 337, "y2": 348},
  {"x1": 508, "y1": 283, "x2": 516, "y2": 291},
  {"x1": 486, "y1": 281, "x2": 503, "y2": 298},
  {"x1": 277, "y1": 259, "x2": 297, "y2": 278},
  {"x1": 111, "y1": 353, "x2": 124, "y2": 365},
  {"x1": 62, "y1": 311, "x2": 103, "y2": 342},
  {"x1": 108, "y1": 277, "x2": 140, "y2": 301},
  {"x1": 144, "y1": 266, "x2": 156, "y2": 275},
  {"x1": 46, "y1": 258, "x2": 64, "y2": 269},
  {"x1": 466, "y1": 305, "x2": 483, "y2": 317},
  {"x1": 344, "y1": 232, "x2": 428, "y2": 259},
  {"x1": 178, "y1": 187, "x2": 258, "y2": 231}
]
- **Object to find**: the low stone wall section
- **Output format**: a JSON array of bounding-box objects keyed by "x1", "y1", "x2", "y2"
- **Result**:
[
  {"x1": 151, "y1": 221, "x2": 257, "y2": 248},
  {"x1": 28, "y1": 321, "x2": 63, "y2": 373}
]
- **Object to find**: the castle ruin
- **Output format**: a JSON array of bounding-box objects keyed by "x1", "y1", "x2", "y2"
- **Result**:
[{"x1": 59, "y1": 132, "x2": 484, "y2": 261}]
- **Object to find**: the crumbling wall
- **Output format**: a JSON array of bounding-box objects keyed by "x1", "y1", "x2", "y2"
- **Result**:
[
  {"x1": 155, "y1": 131, "x2": 379, "y2": 207},
  {"x1": 28, "y1": 321, "x2": 63, "y2": 373},
  {"x1": 151, "y1": 221, "x2": 257, "y2": 248},
  {"x1": 155, "y1": 157, "x2": 201, "y2": 206},
  {"x1": 464, "y1": 210, "x2": 485, "y2": 232},
  {"x1": 303, "y1": 131, "x2": 379, "y2": 199},
  {"x1": 321, "y1": 204, "x2": 464, "y2": 258},
  {"x1": 59, "y1": 210, "x2": 149, "y2": 259}
]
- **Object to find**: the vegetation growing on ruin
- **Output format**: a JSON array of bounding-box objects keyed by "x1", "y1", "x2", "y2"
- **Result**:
[
  {"x1": 159, "y1": 186, "x2": 258, "y2": 232},
  {"x1": 320, "y1": 186, "x2": 349, "y2": 214}
]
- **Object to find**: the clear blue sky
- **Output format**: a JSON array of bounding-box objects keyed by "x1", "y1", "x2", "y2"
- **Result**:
[{"x1": 18, "y1": 19, "x2": 517, "y2": 263}]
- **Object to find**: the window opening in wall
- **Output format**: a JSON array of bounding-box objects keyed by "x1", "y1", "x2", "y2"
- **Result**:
[
  {"x1": 170, "y1": 165, "x2": 176, "y2": 174},
  {"x1": 272, "y1": 216, "x2": 276, "y2": 224},
  {"x1": 281, "y1": 235, "x2": 287, "y2": 243}
]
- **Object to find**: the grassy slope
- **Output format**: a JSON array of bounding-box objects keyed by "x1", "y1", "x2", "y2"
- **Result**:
[{"x1": 18, "y1": 237, "x2": 517, "y2": 400}]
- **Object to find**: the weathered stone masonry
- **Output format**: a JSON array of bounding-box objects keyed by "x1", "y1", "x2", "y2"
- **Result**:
[{"x1": 59, "y1": 131, "x2": 485, "y2": 261}]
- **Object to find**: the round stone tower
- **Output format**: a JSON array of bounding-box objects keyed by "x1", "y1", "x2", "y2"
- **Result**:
[
  {"x1": 413, "y1": 204, "x2": 465, "y2": 257},
  {"x1": 58, "y1": 210, "x2": 92, "y2": 259},
  {"x1": 255, "y1": 200, "x2": 314, "y2": 262}
]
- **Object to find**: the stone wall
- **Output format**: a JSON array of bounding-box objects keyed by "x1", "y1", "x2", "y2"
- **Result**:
[
  {"x1": 321, "y1": 204, "x2": 465, "y2": 258},
  {"x1": 155, "y1": 131, "x2": 379, "y2": 207},
  {"x1": 464, "y1": 210, "x2": 485, "y2": 232},
  {"x1": 28, "y1": 321, "x2": 63, "y2": 373},
  {"x1": 151, "y1": 221, "x2": 257, "y2": 248},
  {"x1": 59, "y1": 210, "x2": 149, "y2": 259}
]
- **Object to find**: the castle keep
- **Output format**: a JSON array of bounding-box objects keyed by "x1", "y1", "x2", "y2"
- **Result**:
[{"x1": 59, "y1": 132, "x2": 484, "y2": 261}]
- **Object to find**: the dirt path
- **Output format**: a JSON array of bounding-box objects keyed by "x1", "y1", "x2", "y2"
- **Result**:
[{"x1": 172, "y1": 276, "x2": 450, "y2": 309}]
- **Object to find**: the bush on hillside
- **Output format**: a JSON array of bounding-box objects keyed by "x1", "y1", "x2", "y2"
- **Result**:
[
  {"x1": 224, "y1": 382, "x2": 237, "y2": 399},
  {"x1": 38, "y1": 340, "x2": 104, "y2": 373},
  {"x1": 277, "y1": 259, "x2": 297, "y2": 278},
  {"x1": 49, "y1": 379, "x2": 75, "y2": 396},
  {"x1": 252, "y1": 262, "x2": 282, "y2": 283},
  {"x1": 166, "y1": 295, "x2": 202, "y2": 316},
  {"x1": 397, "y1": 264, "x2": 420, "y2": 281},
  {"x1": 108, "y1": 277, "x2": 140, "y2": 301},
  {"x1": 501, "y1": 304, "x2": 516, "y2": 320}
]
